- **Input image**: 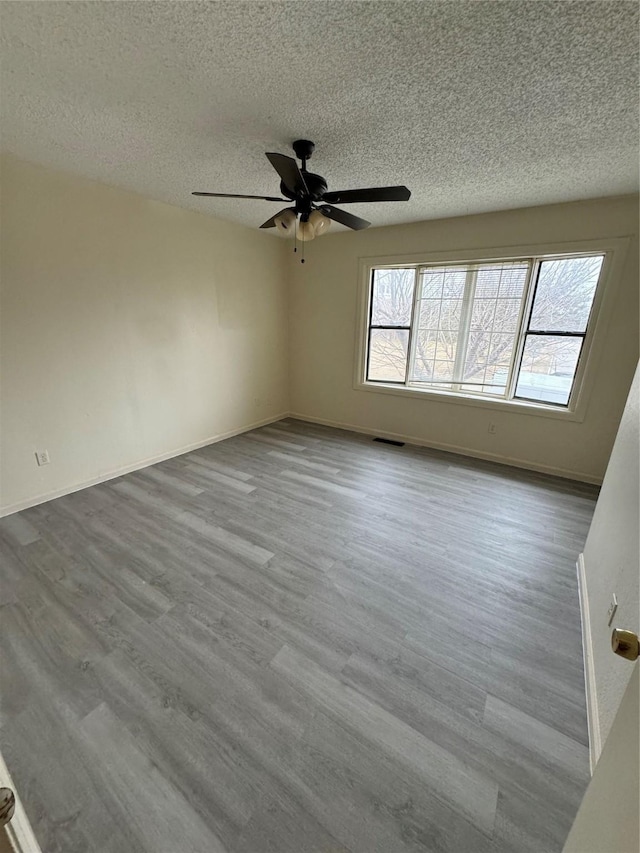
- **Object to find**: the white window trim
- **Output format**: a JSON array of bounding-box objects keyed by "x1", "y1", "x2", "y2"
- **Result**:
[{"x1": 353, "y1": 236, "x2": 630, "y2": 423}]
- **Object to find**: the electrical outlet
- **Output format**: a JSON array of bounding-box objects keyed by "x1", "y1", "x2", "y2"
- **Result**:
[
  {"x1": 607, "y1": 594, "x2": 618, "y2": 626},
  {"x1": 488, "y1": 423, "x2": 497, "y2": 435},
  {"x1": 35, "y1": 450, "x2": 50, "y2": 466}
]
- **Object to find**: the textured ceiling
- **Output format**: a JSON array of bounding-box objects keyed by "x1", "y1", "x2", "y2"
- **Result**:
[{"x1": 1, "y1": 1, "x2": 638, "y2": 231}]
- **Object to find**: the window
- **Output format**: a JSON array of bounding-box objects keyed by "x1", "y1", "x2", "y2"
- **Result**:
[{"x1": 364, "y1": 253, "x2": 605, "y2": 409}]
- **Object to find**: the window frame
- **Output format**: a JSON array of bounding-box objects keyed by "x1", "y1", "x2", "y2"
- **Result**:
[
  {"x1": 354, "y1": 237, "x2": 629, "y2": 423},
  {"x1": 365, "y1": 265, "x2": 418, "y2": 386}
]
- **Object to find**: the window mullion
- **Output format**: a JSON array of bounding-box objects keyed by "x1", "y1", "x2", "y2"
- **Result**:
[
  {"x1": 452, "y1": 267, "x2": 477, "y2": 390},
  {"x1": 405, "y1": 266, "x2": 421, "y2": 385}
]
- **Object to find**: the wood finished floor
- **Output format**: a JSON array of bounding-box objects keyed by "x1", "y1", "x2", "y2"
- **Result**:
[{"x1": 0, "y1": 419, "x2": 598, "y2": 853}]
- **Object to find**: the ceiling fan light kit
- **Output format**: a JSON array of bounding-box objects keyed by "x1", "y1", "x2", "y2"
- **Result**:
[
  {"x1": 296, "y1": 219, "x2": 317, "y2": 242},
  {"x1": 274, "y1": 208, "x2": 296, "y2": 237},
  {"x1": 308, "y1": 209, "x2": 331, "y2": 237},
  {"x1": 192, "y1": 139, "x2": 411, "y2": 261}
]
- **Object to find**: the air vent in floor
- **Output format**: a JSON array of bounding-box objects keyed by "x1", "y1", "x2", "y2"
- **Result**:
[{"x1": 373, "y1": 437, "x2": 405, "y2": 447}]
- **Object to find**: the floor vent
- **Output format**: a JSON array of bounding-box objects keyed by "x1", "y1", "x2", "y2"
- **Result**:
[{"x1": 373, "y1": 437, "x2": 405, "y2": 447}]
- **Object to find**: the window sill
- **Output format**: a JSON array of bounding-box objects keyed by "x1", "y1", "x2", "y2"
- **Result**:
[{"x1": 355, "y1": 380, "x2": 586, "y2": 422}]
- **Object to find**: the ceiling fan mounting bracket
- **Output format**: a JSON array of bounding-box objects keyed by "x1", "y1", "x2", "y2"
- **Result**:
[{"x1": 292, "y1": 139, "x2": 315, "y2": 163}]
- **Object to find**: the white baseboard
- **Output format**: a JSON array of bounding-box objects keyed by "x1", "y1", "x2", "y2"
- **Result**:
[
  {"x1": 2, "y1": 409, "x2": 601, "y2": 519},
  {"x1": 0, "y1": 412, "x2": 289, "y2": 518},
  {"x1": 289, "y1": 412, "x2": 602, "y2": 485},
  {"x1": 0, "y1": 750, "x2": 42, "y2": 853},
  {"x1": 577, "y1": 552, "x2": 601, "y2": 773}
]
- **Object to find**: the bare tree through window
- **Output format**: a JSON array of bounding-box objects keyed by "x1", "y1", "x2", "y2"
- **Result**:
[
  {"x1": 365, "y1": 254, "x2": 604, "y2": 407},
  {"x1": 367, "y1": 268, "x2": 414, "y2": 382},
  {"x1": 515, "y1": 255, "x2": 603, "y2": 404}
]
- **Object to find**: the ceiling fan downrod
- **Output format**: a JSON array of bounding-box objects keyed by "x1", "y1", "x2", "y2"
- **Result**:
[{"x1": 292, "y1": 139, "x2": 315, "y2": 172}]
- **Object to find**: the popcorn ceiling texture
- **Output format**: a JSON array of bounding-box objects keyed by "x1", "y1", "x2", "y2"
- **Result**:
[{"x1": 1, "y1": 1, "x2": 638, "y2": 230}]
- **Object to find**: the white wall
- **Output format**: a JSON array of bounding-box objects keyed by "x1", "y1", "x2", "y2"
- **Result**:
[
  {"x1": 582, "y1": 362, "x2": 639, "y2": 749},
  {"x1": 0, "y1": 155, "x2": 289, "y2": 514},
  {"x1": 289, "y1": 196, "x2": 639, "y2": 483}
]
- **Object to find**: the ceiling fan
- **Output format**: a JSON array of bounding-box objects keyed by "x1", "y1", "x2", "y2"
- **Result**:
[{"x1": 192, "y1": 139, "x2": 411, "y2": 243}]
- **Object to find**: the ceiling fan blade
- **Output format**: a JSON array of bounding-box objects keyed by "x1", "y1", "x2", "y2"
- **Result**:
[
  {"x1": 259, "y1": 207, "x2": 294, "y2": 229},
  {"x1": 320, "y1": 205, "x2": 371, "y2": 231},
  {"x1": 322, "y1": 185, "x2": 411, "y2": 204},
  {"x1": 265, "y1": 152, "x2": 309, "y2": 195},
  {"x1": 192, "y1": 192, "x2": 287, "y2": 201}
]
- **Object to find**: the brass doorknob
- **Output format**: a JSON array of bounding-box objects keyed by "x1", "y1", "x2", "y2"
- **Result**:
[{"x1": 611, "y1": 628, "x2": 639, "y2": 661}]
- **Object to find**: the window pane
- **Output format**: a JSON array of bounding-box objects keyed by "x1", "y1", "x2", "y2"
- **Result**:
[
  {"x1": 418, "y1": 299, "x2": 441, "y2": 328},
  {"x1": 465, "y1": 331, "x2": 491, "y2": 366},
  {"x1": 409, "y1": 261, "x2": 528, "y2": 396},
  {"x1": 498, "y1": 265, "x2": 528, "y2": 298},
  {"x1": 474, "y1": 268, "x2": 501, "y2": 299},
  {"x1": 437, "y1": 299, "x2": 462, "y2": 331},
  {"x1": 442, "y1": 269, "x2": 467, "y2": 298},
  {"x1": 435, "y1": 331, "x2": 457, "y2": 361},
  {"x1": 515, "y1": 335, "x2": 583, "y2": 405},
  {"x1": 367, "y1": 328, "x2": 409, "y2": 382},
  {"x1": 433, "y1": 360, "x2": 455, "y2": 383},
  {"x1": 461, "y1": 331, "x2": 510, "y2": 396},
  {"x1": 469, "y1": 298, "x2": 497, "y2": 331},
  {"x1": 476, "y1": 263, "x2": 527, "y2": 300},
  {"x1": 530, "y1": 256, "x2": 603, "y2": 332},
  {"x1": 410, "y1": 269, "x2": 465, "y2": 384},
  {"x1": 410, "y1": 326, "x2": 459, "y2": 381},
  {"x1": 493, "y1": 298, "x2": 521, "y2": 332},
  {"x1": 410, "y1": 330, "x2": 437, "y2": 382},
  {"x1": 371, "y1": 268, "x2": 415, "y2": 326},
  {"x1": 421, "y1": 267, "x2": 467, "y2": 299},
  {"x1": 461, "y1": 264, "x2": 528, "y2": 396}
]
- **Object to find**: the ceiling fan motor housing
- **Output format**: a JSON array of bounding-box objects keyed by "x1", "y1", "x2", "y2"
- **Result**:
[
  {"x1": 280, "y1": 172, "x2": 328, "y2": 204},
  {"x1": 287, "y1": 139, "x2": 327, "y2": 209}
]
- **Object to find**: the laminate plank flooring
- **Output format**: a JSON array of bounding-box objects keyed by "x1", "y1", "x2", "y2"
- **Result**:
[{"x1": 0, "y1": 419, "x2": 598, "y2": 852}]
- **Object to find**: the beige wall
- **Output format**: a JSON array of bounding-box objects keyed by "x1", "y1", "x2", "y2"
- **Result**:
[
  {"x1": 0, "y1": 155, "x2": 289, "y2": 514},
  {"x1": 1, "y1": 159, "x2": 637, "y2": 516},
  {"x1": 289, "y1": 195, "x2": 639, "y2": 483},
  {"x1": 582, "y1": 362, "x2": 639, "y2": 750}
]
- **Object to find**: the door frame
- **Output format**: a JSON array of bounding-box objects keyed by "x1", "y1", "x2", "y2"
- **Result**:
[{"x1": 0, "y1": 752, "x2": 41, "y2": 853}]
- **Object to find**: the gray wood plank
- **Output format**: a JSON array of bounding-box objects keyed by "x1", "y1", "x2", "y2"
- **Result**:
[
  {"x1": 271, "y1": 644, "x2": 499, "y2": 834},
  {"x1": 0, "y1": 419, "x2": 597, "y2": 852},
  {"x1": 0, "y1": 514, "x2": 40, "y2": 546},
  {"x1": 79, "y1": 703, "x2": 229, "y2": 853}
]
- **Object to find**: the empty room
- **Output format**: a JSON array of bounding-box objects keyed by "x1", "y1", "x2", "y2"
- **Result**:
[{"x1": 0, "y1": 2, "x2": 638, "y2": 852}]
